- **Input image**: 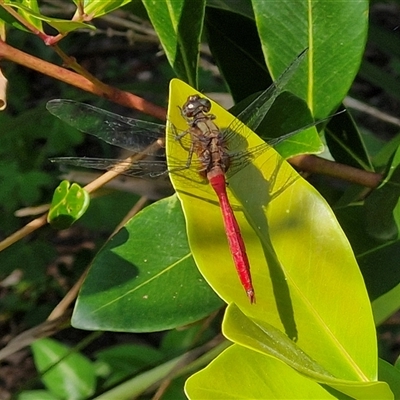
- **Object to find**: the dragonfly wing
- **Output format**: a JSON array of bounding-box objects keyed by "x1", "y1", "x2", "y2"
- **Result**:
[
  {"x1": 222, "y1": 50, "x2": 308, "y2": 150},
  {"x1": 50, "y1": 157, "x2": 168, "y2": 179},
  {"x1": 235, "y1": 49, "x2": 308, "y2": 131},
  {"x1": 47, "y1": 99, "x2": 166, "y2": 155}
]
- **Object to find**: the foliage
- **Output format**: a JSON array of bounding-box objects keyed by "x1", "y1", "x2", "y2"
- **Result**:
[{"x1": 1, "y1": 0, "x2": 400, "y2": 399}]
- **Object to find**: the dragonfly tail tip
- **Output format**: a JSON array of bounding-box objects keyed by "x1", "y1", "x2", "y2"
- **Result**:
[{"x1": 247, "y1": 290, "x2": 256, "y2": 304}]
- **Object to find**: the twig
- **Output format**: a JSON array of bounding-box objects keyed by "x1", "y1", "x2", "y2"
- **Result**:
[
  {"x1": 0, "y1": 40, "x2": 167, "y2": 120},
  {"x1": 344, "y1": 96, "x2": 400, "y2": 128},
  {"x1": 0, "y1": 140, "x2": 164, "y2": 252},
  {"x1": 290, "y1": 154, "x2": 382, "y2": 188}
]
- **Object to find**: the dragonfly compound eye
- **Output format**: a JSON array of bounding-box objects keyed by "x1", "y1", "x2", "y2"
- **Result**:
[{"x1": 182, "y1": 95, "x2": 212, "y2": 118}]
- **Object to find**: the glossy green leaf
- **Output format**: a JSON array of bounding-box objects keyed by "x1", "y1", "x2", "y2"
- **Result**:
[
  {"x1": 205, "y1": 7, "x2": 270, "y2": 101},
  {"x1": 325, "y1": 107, "x2": 373, "y2": 171},
  {"x1": 207, "y1": 0, "x2": 254, "y2": 20},
  {"x1": 229, "y1": 91, "x2": 323, "y2": 159},
  {"x1": 47, "y1": 180, "x2": 90, "y2": 229},
  {"x1": 335, "y1": 205, "x2": 400, "y2": 301},
  {"x1": 378, "y1": 359, "x2": 400, "y2": 399},
  {"x1": 31, "y1": 337, "x2": 96, "y2": 399},
  {"x1": 95, "y1": 344, "x2": 164, "y2": 388},
  {"x1": 185, "y1": 344, "x2": 338, "y2": 399},
  {"x1": 3, "y1": 1, "x2": 93, "y2": 34},
  {"x1": 254, "y1": 91, "x2": 324, "y2": 158},
  {"x1": 227, "y1": 51, "x2": 323, "y2": 158},
  {"x1": 167, "y1": 79, "x2": 379, "y2": 393},
  {"x1": 372, "y1": 283, "x2": 400, "y2": 326},
  {"x1": 72, "y1": 196, "x2": 222, "y2": 332},
  {"x1": 142, "y1": 0, "x2": 205, "y2": 87},
  {"x1": 364, "y1": 146, "x2": 400, "y2": 241},
  {"x1": 252, "y1": 0, "x2": 368, "y2": 118}
]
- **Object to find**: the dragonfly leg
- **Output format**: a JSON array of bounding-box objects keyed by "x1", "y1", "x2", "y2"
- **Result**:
[{"x1": 185, "y1": 143, "x2": 194, "y2": 168}]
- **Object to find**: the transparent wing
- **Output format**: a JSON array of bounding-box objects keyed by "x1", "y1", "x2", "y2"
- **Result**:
[
  {"x1": 49, "y1": 155, "x2": 208, "y2": 184},
  {"x1": 50, "y1": 157, "x2": 169, "y2": 178},
  {"x1": 222, "y1": 50, "x2": 308, "y2": 150},
  {"x1": 47, "y1": 99, "x2": 166, "y2": 155}
]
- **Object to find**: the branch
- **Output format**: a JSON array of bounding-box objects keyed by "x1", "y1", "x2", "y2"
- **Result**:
[
  {"x1": 0, "y1": 40, "x2": 166, "y2": 120},
  {"x1": 290, "y1": 154, "x2": 382, "y2": 188}
]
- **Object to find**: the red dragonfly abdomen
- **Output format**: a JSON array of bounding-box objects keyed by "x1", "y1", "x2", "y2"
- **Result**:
[{"x1": 207, "y1": 169, "x2": 255, "y2": 303}]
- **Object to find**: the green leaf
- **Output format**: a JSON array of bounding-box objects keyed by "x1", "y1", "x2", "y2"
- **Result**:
[
  {"x1": 207, "y1": 0, "x2": 254, "y2": 20},
  {"x1": 227, "y1": 51, "x2": 323, "y2": 158},
  {"x1": 222, "y1": 305, "x2": 392, "y2": 399},
  {"x1": 18, "y1": 390, "x2": 58, "y2": 400},
  {"x1": 142, "y1": 0, "x2": 205, "y2": 87},
  {"x1": 372, "y1": 282, "x2": 400, "y2": 326},
  {"x1": 72, "y1": 196, "x2": 222, "y2": 332},
  {"x1": 364, "y1": 146, "x2": 400, "y2": 241},
  {"x1": 378, "y1": 359, "x2": 400, "y2": 398},
  {"x1": 80, "y1": 0, "x2": 133, "y2": 18},
  {"x1": 185, "y1": 344, "x2": 338, "y2": 399},
  {"x1": 95, "y1": 344, "x2": 164, "y2": 388},
  {"x1": 0, "y1": 5, "x2": 30, "y2": 31},
  {"x1": 254, "y1": 91, "x2": 324, "y2": 158},
  {"x1": 3, "y1": 1, "x2": 94, "y2": 34},
  {"x1": 325, "y1": 108, "x2": 374, "y2": 171},
  {"x1": 47, "y1": 180, "x2": 90, "y2": 229},
  {"x1": 16, "y1": 0, "x2": 43, "y2": 32},
  {"x1": 205, "y1": 7, "x2": 271, "y2": 102},
  {"x1": 224, "y1": 304, "x2": 334, "y2": 381},
  {"x1": 252, "y1": 0, "x2": 369, "y2": 118},
  {"x1": 335, "y1": 204, "x2": 400, "y2": 301},
  {"x1": 31, "y1": 337, "x2": 96, "y2": 399}
]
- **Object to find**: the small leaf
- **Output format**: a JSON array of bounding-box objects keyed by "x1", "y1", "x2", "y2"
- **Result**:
[
  {"x1": 3, "y1": 1, "x2": 94, "y2": 34},
  {"x1": 31, "y1": 338, "x2": 96, "y2": 399},
  {"x1": 47, "y1": 180, "x2": 90, "y2": 229},
  {"x1": 80, "y1": 0, "x2": 133, "y2": 18}
]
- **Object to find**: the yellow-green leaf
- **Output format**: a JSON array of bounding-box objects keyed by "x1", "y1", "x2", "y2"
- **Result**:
[{"x1": 166, "y1": 78, "x2": 378, "y2": 390}]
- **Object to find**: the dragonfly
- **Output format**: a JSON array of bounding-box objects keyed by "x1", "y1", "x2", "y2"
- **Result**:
[{"x1": 47, "y1": 51, "x2": 316, "y2": 303}]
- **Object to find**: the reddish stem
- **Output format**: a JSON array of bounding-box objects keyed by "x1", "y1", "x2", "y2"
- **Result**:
[
  {"x1": 0, "y1": 40, "x2": 167, "y2": 121},
  {"x1": 290, "y1": 155, "x2": 382, "y2": 189}
]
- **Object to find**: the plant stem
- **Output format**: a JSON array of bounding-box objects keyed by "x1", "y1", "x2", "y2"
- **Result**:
[
  {"x1": 290, "y1": 154, "x2": 382, "y2": 188},
  {"x1": 0, "y1": 40, "x2": 167, "y2": 120}
]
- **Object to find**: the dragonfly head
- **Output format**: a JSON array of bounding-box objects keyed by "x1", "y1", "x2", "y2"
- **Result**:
[{"x1": 181, "y1": 95, "x2": 211, "y2": 119}]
